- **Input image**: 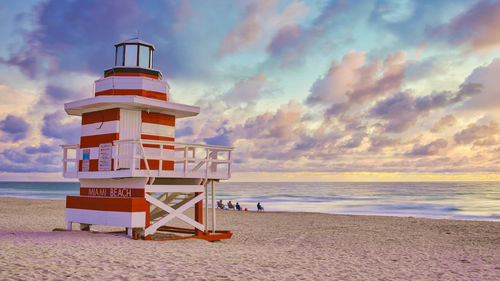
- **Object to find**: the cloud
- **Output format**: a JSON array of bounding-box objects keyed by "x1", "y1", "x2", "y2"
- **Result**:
[
  {"x1": 307, "y1": 51, "x2": 406, "y2": 108},
  {"x1": 454, "y1": 121, "x2": 500, "y2": 145},
  {"x1": 432, "y1": 0, "x2": 500, "y2": 51},
  {"x1": 0, "y1": 147, "x2": 60, "y2": 173},
  {"x1": 218, "y1": 0, "x2": 278, "y2": 55},
  {"x1": 1, "y1": 0, "x2": 146, "y2": 78},
  {"x1": 0, "y1": 0, "x2": 206, "y2": 79},
  {"x1": 204, "y1": 127, "x2": 232, "y2": 147},
  {"x1": 370, "y1": 82, "x2": 483, "y2": 133},
  {"x1": 39, "y1": 84, "x2": 82, "y2": 105},
  {"x1": 461, "y1": 58, "x2": 500, "y2": 110},
  {"x1": 41, "y1": 111, "x2": 80, "y2": 144},
  {"x1": 217, "y1": 0, "x2": 308, "y2": 56},
  {"x1": 430, "y1": 115, "x2": 457, "y2": 133},
  {"x1": 0, "y1": 85, "x2": 37, "y2": 115},
  {"x1": 221, "y1": 73, "x2": 269, "y2": 105},
  {"x1": 370, "y1": 91, "x2": 418, "y2": 132},
  {"x1": 372, "y1": 0, "x2": 416, "y2": 23},
  {"x1": 0, "y1": 115, "x2": 30, "y2": 142},
  {"x1": 407, "y1": 138, "x2": 448, "y2": 156},
  {"x1": 368, "y1": 136, "x2": 400, "y2": 152},
  {"x1": 266, "y1": 24, "x2": 302, "y2": 57},
  {"x1": 338, "y1": 133, "x2": 366, "y2": 149},
  {"x1": 175, "y1": 126, "x2": 193, "y2": 138},
  {"x1": 242, "y1": 99, "x2": 303, "y2": 139},
  {"x1": 266, "y1": 0, "x2": 346, "y2": 65},
  {"x1": 24, "y1": 143, "x2": 57, "y2": 154},
  {"x1": 1, "y1": 148, "x2": 30, "y2": 163}
]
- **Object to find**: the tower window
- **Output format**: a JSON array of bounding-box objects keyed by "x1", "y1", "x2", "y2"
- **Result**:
[{"x1": 125, "y1": 44, "x2": 138, "y2": 66}]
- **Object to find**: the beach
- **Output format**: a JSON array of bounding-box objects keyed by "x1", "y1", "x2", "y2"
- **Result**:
[{"x1": 0, "y1": 197, "x2": 499, "y2": 280}]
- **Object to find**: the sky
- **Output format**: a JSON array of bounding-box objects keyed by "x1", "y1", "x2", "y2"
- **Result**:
[{"x1": 0, "y1": 0, "x2": 500, "y2": 182}]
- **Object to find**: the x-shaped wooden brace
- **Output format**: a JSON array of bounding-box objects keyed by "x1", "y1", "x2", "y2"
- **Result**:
[{"x1": 144, "y1": 193, "x2": 205, "y2": 236}]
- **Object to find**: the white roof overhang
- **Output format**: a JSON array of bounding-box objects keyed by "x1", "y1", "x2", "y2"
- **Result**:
[{"x1": 64, "y1": 95, "x2": 199, "y2": 118}]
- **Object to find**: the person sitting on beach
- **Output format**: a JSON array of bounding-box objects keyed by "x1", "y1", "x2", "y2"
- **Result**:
[
  {"x1": 217, "y1": 200, "x2": 225, "y2": 209},
  {"x1": 227, "y1": 201, "x2": 235, "y2": 210},
  {"x1": 257, "y1": 202, "x2": 264, "y2": 212},
  {"x1": 235, "y1": 202, "x2": 241, "y2": 211}
]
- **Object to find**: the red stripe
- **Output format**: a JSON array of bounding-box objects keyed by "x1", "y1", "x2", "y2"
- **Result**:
[
  {"x1": 143, "y1": 144, "x2": 174, "y2": 149},
  {"x1": 78, "y1": 159, "x2": 115, "y2": 172},
  {"x1": 80, "y1": 187, "x2": 145, "y2": 198},
  {"x1": 104, "y1": 73, "x2": 160, "y2": 80},
  {"x1": 141, "y1": 135, "x2": 174, "y2": 141},
  {"x1": 80, "y1": 133, "x2": 119, "y2": 148},
  {"x1": 82, "y1": 108, "x2": 120, "y2": 125},
  {"x1": 140, "y1": 159, "x2": 174, "y2": 170},
  {"x1": 66, "y1": 196, "x2": 148, "y2": 212},
  {"x1": 141, "y1": 111, "x2": 175, "y2": 126},
  {"x1": 95, "y1": 89, "x2": 167, "y2": 101}
]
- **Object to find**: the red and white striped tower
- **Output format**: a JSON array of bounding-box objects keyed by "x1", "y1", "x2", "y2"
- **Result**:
[{"x1": 61, "y1": 39, "x2": 233, "y2": 240}]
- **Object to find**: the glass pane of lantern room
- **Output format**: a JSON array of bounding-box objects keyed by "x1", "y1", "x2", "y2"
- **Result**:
[
  {"x1": 139, "y1": 45, "x2": 150, "y2": 68},
  {"x1": 124, "y1": 44, "x2": 138, "y2": 66},
  {"x1": 116, "y1": 45, "x2": 124, "y2": 66}
]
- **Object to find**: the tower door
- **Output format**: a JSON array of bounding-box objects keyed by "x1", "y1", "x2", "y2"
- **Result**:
[{"x1": 118, "y1": 109, "x2": 141, "y2": 169}]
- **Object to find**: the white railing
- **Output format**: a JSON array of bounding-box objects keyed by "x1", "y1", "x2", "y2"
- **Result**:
[{"x1": 61, "y1": 140, "x2": 233, "y2": 179}]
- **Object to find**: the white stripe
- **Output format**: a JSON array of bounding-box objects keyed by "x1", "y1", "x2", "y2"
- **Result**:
[
  {"x1": 81, "y1": 121, "x2": 119, "y2": 137},
  {"x1": 66, "y1": 208, "x2": 145, "y2": 227},
  {"x1": 95, "y1": 77, "x2": 167, "y2": 93},
  {"x1": 145, "y1": 185, "x2": 204, "y2": 193},
  {"x1": 141, "y1": 123, "x2": 175, "y2": 138},
  {"x1": 79, "y1": 178, "x2": 148, "y2": 188}
]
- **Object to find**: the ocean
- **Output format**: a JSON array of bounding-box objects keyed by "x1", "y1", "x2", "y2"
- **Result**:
[{"x1": 0, "y1": 181, "x2": 499, "y2": 221}]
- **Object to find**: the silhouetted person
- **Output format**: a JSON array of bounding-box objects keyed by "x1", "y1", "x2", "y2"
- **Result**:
[{"x1": 257, "y1": 202, "x2": 264, "y2": 212}]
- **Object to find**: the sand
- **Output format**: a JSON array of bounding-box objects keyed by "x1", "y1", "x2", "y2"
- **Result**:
[{"x1": 0, "y1": 197, "x2": 499, "y2": 280}]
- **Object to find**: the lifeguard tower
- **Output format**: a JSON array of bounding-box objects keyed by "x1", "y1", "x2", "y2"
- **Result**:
[{"x1": 61, "y1": 38, "x2": 233, "y2": 241}]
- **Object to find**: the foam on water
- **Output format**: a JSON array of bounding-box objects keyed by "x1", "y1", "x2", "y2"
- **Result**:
[{"x1": 0, "y1": 181, "x2": 498, "y2": 220}]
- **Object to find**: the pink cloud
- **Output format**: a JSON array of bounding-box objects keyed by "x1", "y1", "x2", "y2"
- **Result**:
[
  {"x1": 407, "y1": 138, "x2": 448, "y2": 156},
  {"x1": 222, "y1": 73, "x2": 268, "y2": 105},
  {"x1": 266, "y1": 24, "x2": 302, "y2": 56},
  {"x1": 218, "y1": 0, "x2": 308, "y2": 56},
  {"x1": 307, "y1": 50, "x2": 406, "y2": 106},
  {"x1": 430, "y1": 115, "x2": 457, "y2": 133},
  {"x1": 217, "y1": 0, "x2": 278, "y2": 56}
]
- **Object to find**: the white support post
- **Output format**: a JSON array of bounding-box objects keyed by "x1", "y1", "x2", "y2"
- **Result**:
[
  {"x1": 183, "y1": 146, "x2": 188, "y2": 177},
  {"x1": 204, "y1": 181, "x2": 208, "y2": 231},
  {"x1": 228, "y1": 150, "x2": 232, "y2": 178},
  {"x1": 127, "y1": 227, "x2": 133, "y2": 237},
  {"x1": 211, "y1": 181, "x2": 216, "y2": 233},
  {"x1": 114, "y1": 142, "x2": 119, "y2": 171},
  {"x1": 130, "y1": 142, "x2": 136, "y2": 171},
  {"x1": 205, "y1": 148, "x2": 209, "y2": 178},
  {"x1": 159, "y1": 144, "x2": 163, "y2": 176},
  {"x1": 67, "y1": 221, "x2": 72, "y2": 230}
]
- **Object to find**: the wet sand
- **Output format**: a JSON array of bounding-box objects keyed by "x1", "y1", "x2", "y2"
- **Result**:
[{"x1": 0, "y1": 197, "x2": 499, "y2": 280}]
